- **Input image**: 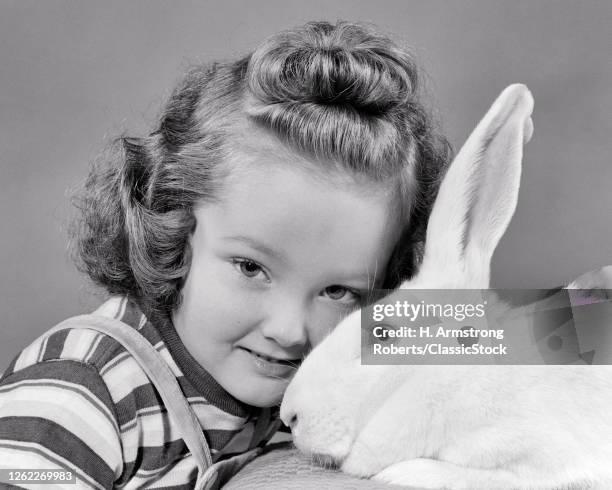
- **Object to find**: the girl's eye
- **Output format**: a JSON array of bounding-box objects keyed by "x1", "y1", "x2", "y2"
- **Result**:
[
  {"x1": 323, "y1": 285, "x2": 361, "y2": 303},
  {"x1": 232, "y1": 259, "x2": 267, "y2": 280}
]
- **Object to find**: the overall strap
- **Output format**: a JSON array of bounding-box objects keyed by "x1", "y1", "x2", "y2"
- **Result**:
[{"x1": 46, "y1": 314, "x2": 214, "y2": 473}]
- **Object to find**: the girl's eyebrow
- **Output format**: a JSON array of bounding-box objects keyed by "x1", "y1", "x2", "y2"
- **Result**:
[{"x1": 223, "y1": 235, "x2": 287, "y2": 263}]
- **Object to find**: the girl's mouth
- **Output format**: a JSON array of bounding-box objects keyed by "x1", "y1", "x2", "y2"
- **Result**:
[
  {"x1": 238, "y1": 347, "x2": 301, "y2": 377},
  {"x1": 241, "y1": 347, "x2": 299, "y2": 365}
]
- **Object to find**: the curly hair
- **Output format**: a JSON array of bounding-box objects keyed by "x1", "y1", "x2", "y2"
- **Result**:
[{"x1": 71, "y1": 21, "x2": 451, "y2": 319}]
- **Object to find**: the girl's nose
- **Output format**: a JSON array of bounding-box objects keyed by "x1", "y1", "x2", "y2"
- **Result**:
[{"x1": 260, "y1": 302, "x2": 309, "y2": 348}]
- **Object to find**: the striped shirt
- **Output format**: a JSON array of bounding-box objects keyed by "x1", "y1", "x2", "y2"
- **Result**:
[{"x1": 0, "y1": 296, "x2": 280, "y2": 489}]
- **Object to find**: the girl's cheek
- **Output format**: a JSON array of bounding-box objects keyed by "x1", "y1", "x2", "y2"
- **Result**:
[
  {"x1": 308, "y1": 303, "x2": 351, "y2": 346},
  {"x1": 214, "y1": 268, "x2": 271, "y2": 316}
]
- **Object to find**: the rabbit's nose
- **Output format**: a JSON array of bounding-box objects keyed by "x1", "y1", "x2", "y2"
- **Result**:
[
  {"x1": 280, "y1": 380, "x2": 302, "y2": 431},
  {"x1": 281, "y1": 409, "x2": 298, "y2": 431}
]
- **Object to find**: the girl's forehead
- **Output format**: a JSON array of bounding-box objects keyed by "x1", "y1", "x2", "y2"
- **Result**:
[
  {"x1": 225, "y1": 125, "x2": 394, "y2": 200},
  {"x1": 223, "y1": 152, "x2": 397, "y2": 226},
  {"x1": 221, "y1": 156, "x2": 392, "y2": 223}
]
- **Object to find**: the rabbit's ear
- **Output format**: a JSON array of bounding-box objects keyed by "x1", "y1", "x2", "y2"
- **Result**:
[{"x1": 418, "y1": 84, "x2": 534, "y2": 286}]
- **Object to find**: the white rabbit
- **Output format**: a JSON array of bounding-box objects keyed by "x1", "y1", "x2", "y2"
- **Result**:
[{"x1": 280, "y1": 84, "x2": 612, "y2": 490}]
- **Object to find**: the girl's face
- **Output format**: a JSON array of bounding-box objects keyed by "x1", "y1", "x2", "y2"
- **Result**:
[{"x1": 172, "y1": 145, "x2": 400, "y2": 407}]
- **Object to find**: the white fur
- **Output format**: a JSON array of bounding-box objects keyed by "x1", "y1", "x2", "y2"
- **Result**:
[{"x1": 280, "y1": 85, "x2": 612, "y2": 490}]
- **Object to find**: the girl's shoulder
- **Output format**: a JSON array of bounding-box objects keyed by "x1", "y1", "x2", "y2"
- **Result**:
[
  {"x1": 0, "y1": 296, "x2": 197, "y2": 487},
  {"x1": 1, "y1": 296, "x2": 164, "y2": 384}
]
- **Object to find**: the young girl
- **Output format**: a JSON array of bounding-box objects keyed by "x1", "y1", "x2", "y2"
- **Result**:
[{"x1": 0, "y1": 21, "x2": 449, "y2": 488}]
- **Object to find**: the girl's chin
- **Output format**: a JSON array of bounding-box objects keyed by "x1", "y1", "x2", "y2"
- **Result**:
[
  {"x1": 231, "y1": 380, "x2": 286, "y2": 407},
  {"x1": 219, "y1": 369, "x2": 286, "y2": 408},
  {"x1": 214, "y1": 348, "x2": 297, "y2": 407}
]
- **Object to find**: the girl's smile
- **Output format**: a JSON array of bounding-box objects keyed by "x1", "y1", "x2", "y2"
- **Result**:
[
  {"x1": 172, "y1": 142, "x2": 401, "y2": 407},
  {"x1": 237, "y1": 346, "x2": 298, "y2": 378}
]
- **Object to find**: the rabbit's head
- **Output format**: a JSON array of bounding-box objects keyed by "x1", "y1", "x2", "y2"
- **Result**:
[{"x1": 280, "y1": 84, "x2": 534, "y2": 477}]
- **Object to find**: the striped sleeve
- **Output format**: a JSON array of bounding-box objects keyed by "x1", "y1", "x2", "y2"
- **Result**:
[{"x1": 0, "y1": 360, "x2": 123, "y2": 489}]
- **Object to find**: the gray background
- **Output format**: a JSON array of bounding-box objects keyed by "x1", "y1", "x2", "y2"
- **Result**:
[{"x1": 1, "y1": 0, "x2": 610, "y2": 372}]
